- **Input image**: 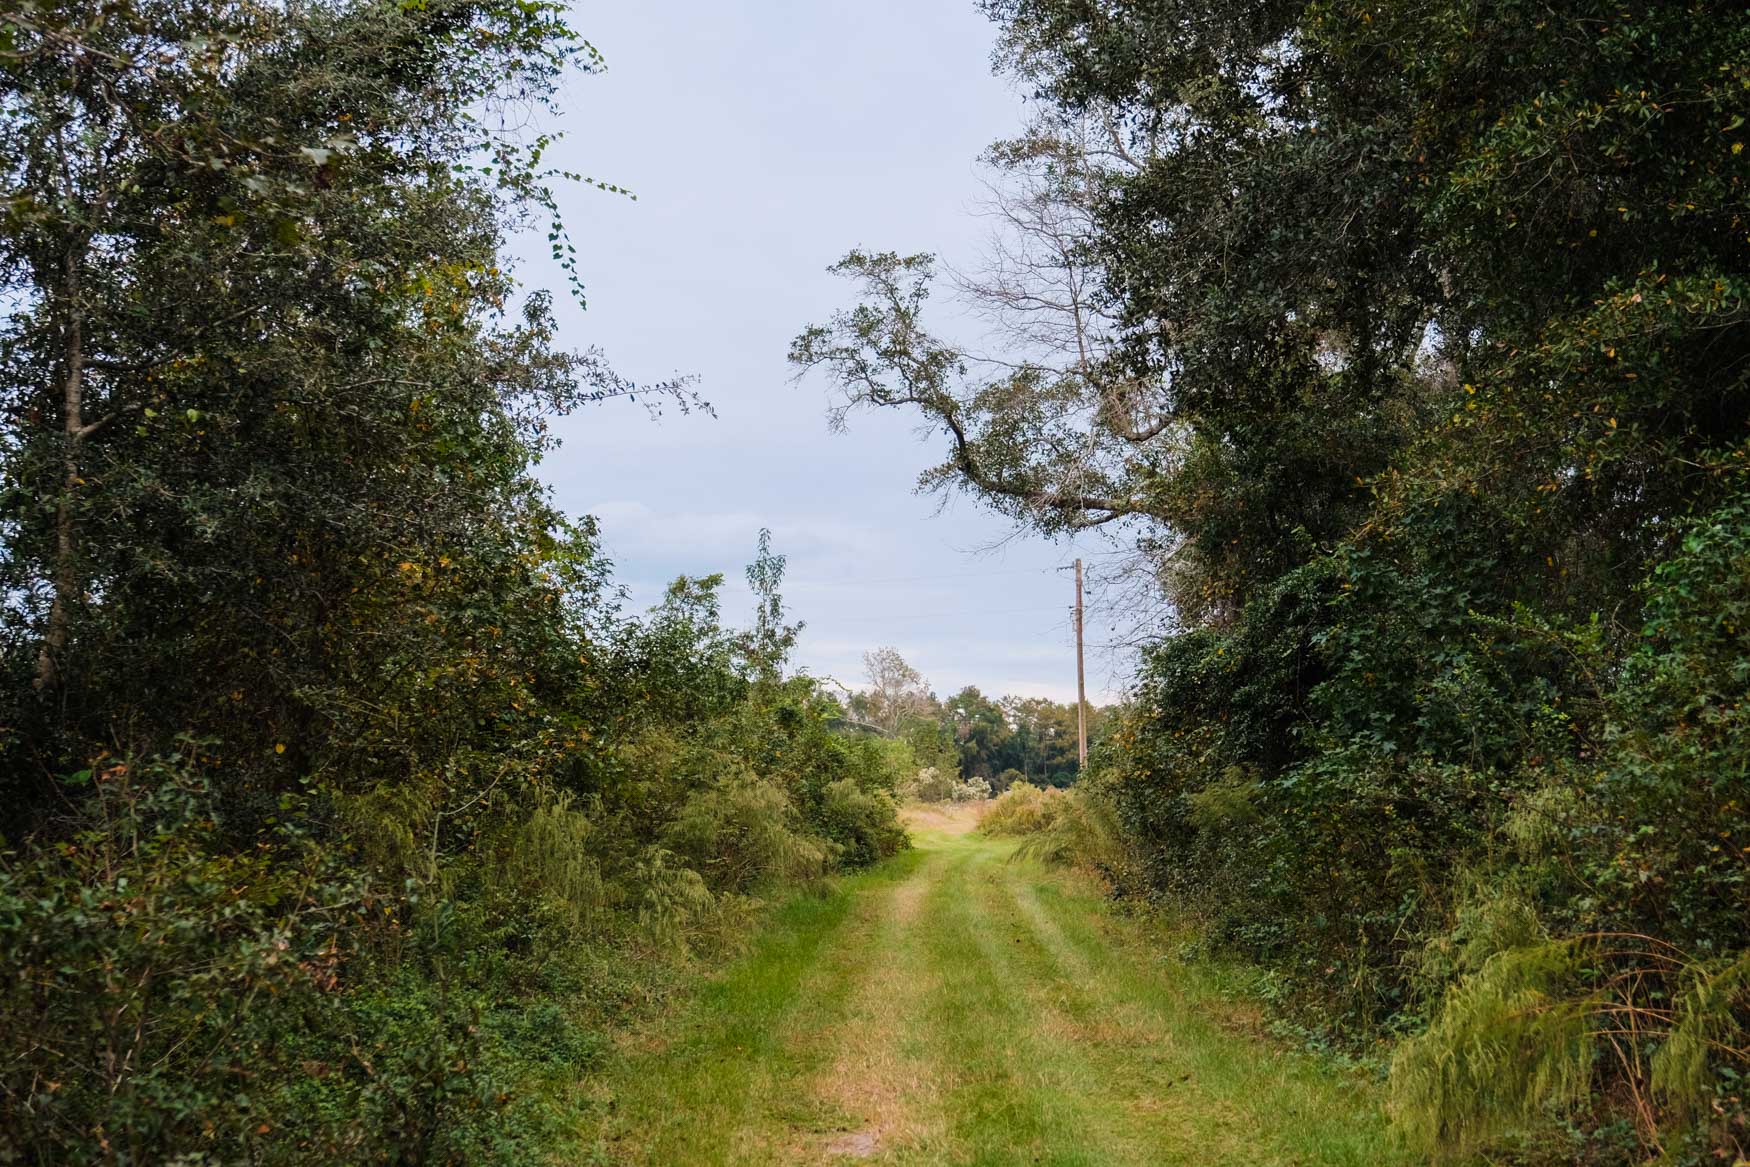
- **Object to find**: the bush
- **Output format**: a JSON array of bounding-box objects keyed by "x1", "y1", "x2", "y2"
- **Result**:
[
  {"x1": 908, "y1": 765, "x2": 954, "y2": 802},
  {"x1": 979, "y1": 781, "x2": 1069, "y2": 836},
  {"x1": 0, "y1": 756, "x2": 368, "y2": 1164},
  {"x1": 952, "y1": 775, "x2": 992, "y2": 802},
  {"x1": 661, "y1": 770, "x2": 829, "y2": 893},
  {"x1": 0, "y1": 516, "x2": 910, "y2": 1164},
  {"x1": 816, "y1": 778, "x2": 908, "y2": 867},
  {"x1": 981, "y1": 779, "x2": 1134, "y2": 882},
  {"x1": 1386, "y1": 495, "x2": 1750, "y2": 1156},
  {"x1": 904, "y1": 765, "x2": 989, "y2": 803}
]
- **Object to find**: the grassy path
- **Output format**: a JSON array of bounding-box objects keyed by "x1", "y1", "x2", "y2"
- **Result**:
[{"x1": 579, "y1": 806, "x2": 1408, "y2": 1166}]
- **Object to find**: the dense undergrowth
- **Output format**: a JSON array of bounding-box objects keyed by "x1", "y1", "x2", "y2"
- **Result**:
[
  {"x1": 1097, "y1": 497, "x2": 1750, "y2": 1163},
  {"x1": 0, "y1": 612, "x2": 912, "y2": 1164}
]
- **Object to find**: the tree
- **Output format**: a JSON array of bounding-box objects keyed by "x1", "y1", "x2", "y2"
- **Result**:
[
  {"x1": 0, "y1": 1, "x2": 676, "y2": 1156},
  {"x1": 788, "y1": 99, "x2": 1400, "y2": 627},
  {"x1": 800, "y1": 0, "x2": 1750, "y2": 1155},
  {"x1": 943, "y1": 685, "x2": 1013, "y2": 783},
  {"x1": 0, "y1": 0, "x2": 701, "y2": 823},
  {"x1": 737, "y1": 528, "x2": 804, "y2": 682},
  {"x1": 1003, "y1": 695, "x2": 1083, "y2": 785},
  {"x1": 859, "y1": 646, "x2": 934, "y2": 738},
  {"x1": 790, "y1": 114, "x2": 1189, "y2": 637},
  {"x1": 790, "y1": 249, "x2": 1152, "y2": 531},
  {"x1": 0, "y1": 5, "x2": 919, "y2": 1162}
]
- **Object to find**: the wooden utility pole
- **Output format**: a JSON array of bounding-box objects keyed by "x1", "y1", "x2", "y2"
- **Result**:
[{"x1": 1074, "y1": 558, "x2": 1087, "y2": 767}]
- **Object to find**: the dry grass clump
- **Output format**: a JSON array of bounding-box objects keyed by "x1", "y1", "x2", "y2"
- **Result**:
[
  {"x1": 978, "y1": 781, "x2": 1070, "y2": 836},
  {"x1": 985, "y1": 783, "x2": 1134, "y2": 878}
]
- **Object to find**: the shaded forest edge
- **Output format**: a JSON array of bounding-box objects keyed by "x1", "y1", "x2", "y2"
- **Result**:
[
  {"x1": 791, "y1": 0, "x2": 1750, "y2": 1163},
  {"x1": 0, "y1": 2, "x2": 933, "y2": 1160}
]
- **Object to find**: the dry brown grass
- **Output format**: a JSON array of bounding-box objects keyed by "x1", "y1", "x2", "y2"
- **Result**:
[{"x1": 898, "y1": 800, "x2": 984, "y2": 837}]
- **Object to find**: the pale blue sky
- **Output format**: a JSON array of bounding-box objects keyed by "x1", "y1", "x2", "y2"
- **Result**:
[{"x1": 518, "y1": 3, "x2": 1130, "y2": 703}]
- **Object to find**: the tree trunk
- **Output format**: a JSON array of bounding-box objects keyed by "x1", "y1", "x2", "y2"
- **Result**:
[{"x1": 35, "y1": 250, "x2": 86, "y2": 692}]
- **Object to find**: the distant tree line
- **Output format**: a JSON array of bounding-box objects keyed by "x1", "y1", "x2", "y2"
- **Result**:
[{"x1": 839, "y1": 647, "x2": 1107, "y2": 791}]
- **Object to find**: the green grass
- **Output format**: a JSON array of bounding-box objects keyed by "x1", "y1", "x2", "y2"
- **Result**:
[{"x1": 576, "y1": 812, "x2": 1413, "y2": 1165}]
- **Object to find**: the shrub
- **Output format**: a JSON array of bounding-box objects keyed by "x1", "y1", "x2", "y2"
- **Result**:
[
  {"x1": 1386, "y1": 496, "x2": 1750, "y2": 1155},
  {"x1": 1390, "y1": 940, "x2": 1593, "y2": 1157},
  {"x1": 905, "y1": 766, "x2": 989, "y2": 803},
  {"x1": 0, "y1": 756, "x2": 369, "y2": 1164},
  {"x1": 628, "y1": 848, "x2": 720, "y2": 951},
  {"x1": 815, "y1": 778, "x2": 908, "y2": 867},
  {"x1": 909, "y1": 765, "x2": 954, "y2": 801},
  {"x1": 0, "y1": 754, "x2": 658, "y2": 1165},
  {"x1": 951, "y1": 775, "x2": 992, "y2": 802},
  {"x1": 661, "y1": 771, "x2": 829, "y2": 894},
  {"x1": 979, "y1": 781, "x2": 1069, "y2": 836}
]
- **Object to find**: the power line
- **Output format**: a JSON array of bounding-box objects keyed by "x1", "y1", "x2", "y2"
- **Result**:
[
  {"x1": 815, "y1": 603, "x2": 1073, "y2": 625},
  {"x1": 789, "y1": 565, "x2": 1068, "y2": 589}
]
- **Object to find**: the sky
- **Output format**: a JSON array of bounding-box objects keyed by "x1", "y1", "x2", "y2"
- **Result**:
[{"x1": 515, "y1": 3, "x2": 1135, "y2": 704}]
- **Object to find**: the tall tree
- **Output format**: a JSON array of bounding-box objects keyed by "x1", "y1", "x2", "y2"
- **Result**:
[
  {"x1": 0, "y1": 0, "x2": 695, "y2": 823},
  {"x1": 943, "y1": 685, "x2": 1012, "y2": 782},
  {"x1": 737, "y1": 528, "x2": 804, "y2": 682},
  {"x1": 859, "y1": 646, "x2": 934, "y2": 738}
]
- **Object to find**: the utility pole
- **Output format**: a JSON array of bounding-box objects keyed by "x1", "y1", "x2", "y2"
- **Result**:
[{"x1": 1074, "y1": 558, "x2": 1087, "y2": 767}]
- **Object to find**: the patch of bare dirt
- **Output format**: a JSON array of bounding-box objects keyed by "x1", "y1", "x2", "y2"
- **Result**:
[{"x1": 823, "y1": 1128, "x2": 880, "y2": 1157}]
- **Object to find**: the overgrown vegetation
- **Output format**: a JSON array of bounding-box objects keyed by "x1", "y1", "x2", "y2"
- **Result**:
[
  {"x1": 979, "y1": 779, "x2": 1133, "y2": 882},
  {"x1": 979, "y1": 781, "x2": 1069, "y2": 836},
  {"x1": 11, "y1": 0, "x2": 1748, "y2": 1157},
  {"x1": 0, "y1": 2, "x2": 904, "y2": 1160},
  {"x1": 798, "y1": 0, "x2": 1750, "y2": 1160}
]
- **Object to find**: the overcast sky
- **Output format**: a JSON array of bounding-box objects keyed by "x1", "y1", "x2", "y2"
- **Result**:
[{"x1": 515, "y1": 3, "x2": 1134, "y2": 704}]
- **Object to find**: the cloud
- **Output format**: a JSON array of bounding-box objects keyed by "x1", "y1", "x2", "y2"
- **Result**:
[
  {"x1": 586, "y1": 500, "x2": 890, "y2": 561},
  {"x1": 515, "y1": 3, "x2": 1144, "y2": 710}
]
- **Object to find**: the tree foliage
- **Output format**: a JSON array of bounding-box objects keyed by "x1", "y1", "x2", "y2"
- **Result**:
[{"x1": 834, "y1": 647, "x2": 1101, "y2": 793}]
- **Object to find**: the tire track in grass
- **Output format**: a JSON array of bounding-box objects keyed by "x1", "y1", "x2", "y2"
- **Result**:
[
  {"x1": 992, "y1": 864, "x2": 1252, "y2": 1165},
  {"x1": 579, "y1": 815, "x2": 1408, "y2": 1167},
  {"x1": 792, "y1": 841, "x2": 954, "y2": 1164},
  {"x1": 951, "y1": 841, "x2": 1181, "y2": 1167},
  {"x1": 1009, "y1": 863, "x2": 1409, "y2": 1166},
  {"x1": 581, "y1": 851, "x2": 923, "y2": 1165},
  {"x1": 916, "y1": 835, "x2": 1133, "y2": 1166}
]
